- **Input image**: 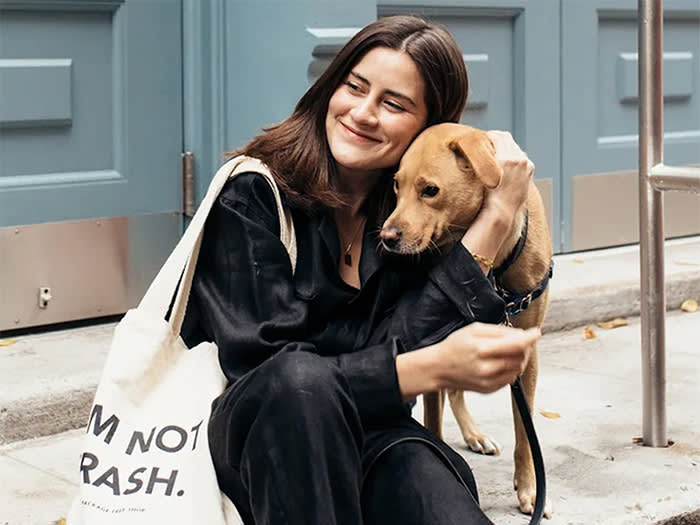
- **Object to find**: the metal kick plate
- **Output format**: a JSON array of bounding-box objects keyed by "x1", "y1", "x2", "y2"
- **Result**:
[{"x1": 0, "y1": 213, "x2": 180, "y2": 332}]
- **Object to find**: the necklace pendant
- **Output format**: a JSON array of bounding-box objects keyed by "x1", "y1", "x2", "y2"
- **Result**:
[{"x1": 344, "y1": 252, "x2": 353, "y2": 266}]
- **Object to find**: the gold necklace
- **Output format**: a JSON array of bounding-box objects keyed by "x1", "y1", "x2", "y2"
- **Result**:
[{"x1": 341, "y1": 217, "x2": 367, "y2": 267}]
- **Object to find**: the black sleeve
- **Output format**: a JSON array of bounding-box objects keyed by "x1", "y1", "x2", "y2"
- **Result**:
[
  {"x1": 385, "y1": 245, "x2": 506, "y2": 352},
  {"x1": 181, "y1": 173, "x2": 408, "y2": 427},
  {"x1": 357, "y1": 227, "x2": 505, "y2": 354}
]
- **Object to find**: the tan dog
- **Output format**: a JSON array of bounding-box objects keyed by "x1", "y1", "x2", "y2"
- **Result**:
[{"x1": 380, "y1": 122, "x2": 552, "y2": 515}]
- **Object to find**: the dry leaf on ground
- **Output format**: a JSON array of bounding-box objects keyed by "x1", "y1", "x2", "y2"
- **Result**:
[
  {"x1": 680, "y1": 299, "x2": 698, "y2": 313},
  {"x1": 539, "y1": 410, "x2": 561, "y2": 419},
  {"x1": 597, "y1": 318, "x2": 629, "y2": 329},
  {"x1": 0, "y1": 339, "x2": 17, "y2": 347},
  {"x1": 583, "y1": 326, "x2": 596, "y2": 339},
  {"x1": 53, "y1": 519, "x2": 66, "y2": 525}
]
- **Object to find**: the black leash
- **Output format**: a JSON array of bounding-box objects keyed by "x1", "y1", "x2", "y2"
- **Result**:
[
  {"x1": 474, "y1": 208, "x2": 548, "y2": 523},
  {"x1": 488, "y1": 209, "x2": 548, "y2": 523},
  {"x1": 510, "y1": 376, "x2": 546, "y2": 525}
]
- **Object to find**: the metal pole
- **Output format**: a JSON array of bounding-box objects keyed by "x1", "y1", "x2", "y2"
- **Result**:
[
  {"x1": 638, "y1": 0, "x2": 667, "y2": 447},
  {"x1": 649, "y1": 164, "x2": 700, "y2": 192}
]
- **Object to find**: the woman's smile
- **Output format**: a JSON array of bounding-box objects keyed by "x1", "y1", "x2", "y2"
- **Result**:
[{"x1": 339, "y1": 121, "x2": 381, "y2": 143}]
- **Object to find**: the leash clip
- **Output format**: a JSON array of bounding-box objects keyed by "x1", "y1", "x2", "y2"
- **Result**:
[{"x1": 519, "y1": 294, "x2": 532, "y2": 312}]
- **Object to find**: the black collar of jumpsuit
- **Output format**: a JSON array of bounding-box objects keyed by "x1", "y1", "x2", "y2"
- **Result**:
[{"x1": 316, "y1": 208, "x2": 385, "y2": 290}]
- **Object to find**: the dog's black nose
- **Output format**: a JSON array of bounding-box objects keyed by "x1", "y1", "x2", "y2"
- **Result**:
[{"x1": 380, "y1": 227, "x2": 402, "y2": 251}]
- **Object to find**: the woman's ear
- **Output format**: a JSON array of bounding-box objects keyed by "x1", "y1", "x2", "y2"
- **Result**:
[{"x1": 449, "y1": 130, "x2": 503, "y2": 189}]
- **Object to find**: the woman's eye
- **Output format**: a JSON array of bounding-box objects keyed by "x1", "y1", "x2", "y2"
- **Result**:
[
  {"x1": 421, "y1": 185, "x2": 440, "y2": 198},
  {"x1": 345, "y1": 81, "x2": 361, "y2": 92},
  {"x1": 385, "y1": 100, "x2": 405, "y2": 111}
]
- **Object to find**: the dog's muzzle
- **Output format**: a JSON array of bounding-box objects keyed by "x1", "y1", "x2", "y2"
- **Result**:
[{"x1": 379, "y1": 226, "x2": 402, "y2": 251}]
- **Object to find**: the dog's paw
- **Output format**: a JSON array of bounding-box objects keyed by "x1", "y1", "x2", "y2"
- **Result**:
[
  {"x1": 464, "y1": 434, "x2": 501, "y2": 455},
  {"x1": 516, "y1": 486, "x2": 552, "y2": 519}
]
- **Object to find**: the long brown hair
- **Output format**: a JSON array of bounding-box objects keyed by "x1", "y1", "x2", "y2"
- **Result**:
[{"x1": 233, "y1": 15, "x2": 469, "y2": 217}]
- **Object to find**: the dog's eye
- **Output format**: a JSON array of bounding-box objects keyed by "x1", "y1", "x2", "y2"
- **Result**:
[{"x1": 421, "y1": 185, "x2": 440, "y2": 198}]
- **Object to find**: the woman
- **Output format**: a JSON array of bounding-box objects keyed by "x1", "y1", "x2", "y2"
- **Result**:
[{"x1": 182, "y1": 15, "x2": 539, "y2": 525}]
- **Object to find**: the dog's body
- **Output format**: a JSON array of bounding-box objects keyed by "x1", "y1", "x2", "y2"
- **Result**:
[{"x1": 380, "y1": 123, "x2": 553, "y2": 515}]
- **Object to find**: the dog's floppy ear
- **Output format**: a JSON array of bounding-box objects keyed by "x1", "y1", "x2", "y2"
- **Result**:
[{"x1": 449, "y1": 131, "x2": 502, "y2": 189}]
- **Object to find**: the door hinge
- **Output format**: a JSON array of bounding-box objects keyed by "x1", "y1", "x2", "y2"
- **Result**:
[{"x1": 182, "y1": 151, "x2": 195, "y2": 218}]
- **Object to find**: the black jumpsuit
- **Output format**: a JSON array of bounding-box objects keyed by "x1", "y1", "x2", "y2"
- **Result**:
[{"x1": 181, "y1": 172, "x2": 505, "y2": 525}]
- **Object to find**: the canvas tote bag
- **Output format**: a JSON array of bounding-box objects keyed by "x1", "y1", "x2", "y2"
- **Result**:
[{"x1": 66, "y1": 156, "x2": 296, "y2": 525}]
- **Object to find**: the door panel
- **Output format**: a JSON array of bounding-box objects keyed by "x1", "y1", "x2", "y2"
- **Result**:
[
  {"x1": 0, "y1": 0, "x2": 182, "y2": 226},
  {"x1": 0, "y1": 0, "x2": 182, "y2": 330},
  {"x1": 562, "y1": 0, "x2": 700, "y2": 251}
]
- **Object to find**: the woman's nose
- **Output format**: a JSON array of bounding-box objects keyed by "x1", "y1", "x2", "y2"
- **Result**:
[{"x1": 350, "y1": 98, "x2": 378, "y2": 126}]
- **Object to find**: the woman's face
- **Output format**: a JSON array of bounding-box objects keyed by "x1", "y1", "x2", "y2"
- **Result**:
[{"x1": 325, "y1": 47, "x2": 429, "y2": 177}]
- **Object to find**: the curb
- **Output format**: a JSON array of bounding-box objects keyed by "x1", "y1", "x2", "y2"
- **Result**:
[
  {"x1": 543, "y1": 269, "x2": 700, "y2": 333},
  {"x1": 0, "y1": 387, "x2": 93, "y2": 445}
]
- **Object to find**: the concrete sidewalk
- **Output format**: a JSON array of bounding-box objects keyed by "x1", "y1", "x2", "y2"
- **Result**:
[
  {"x1": 1, "y1": 310, "x2": 699, "y2": 524},
  {"x1": 0, "y1": 236, "x2": 699, "y2": 524}
]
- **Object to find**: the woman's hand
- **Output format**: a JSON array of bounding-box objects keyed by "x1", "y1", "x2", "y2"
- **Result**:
[
  {"x1": 482, "y1": 130, "x2": 534, "y2": 222},
  {"x1": 459, "y1": 131, "x2": 534, "y2": 273},
  {"x1": 396, "y1": 322, "x2": 540, "y2": 400},
  {"x1": 434, "y1": 322, "x2": 539, "y2": 393}
]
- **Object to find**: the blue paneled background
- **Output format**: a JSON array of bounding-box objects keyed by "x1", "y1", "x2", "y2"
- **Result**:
[{"x1": 3, "y1": 0, "x2": 699, "y2": 251}]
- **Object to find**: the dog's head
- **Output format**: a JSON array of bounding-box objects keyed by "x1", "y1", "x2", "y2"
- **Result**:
[{"x1": 380, "y1": 123, "x2": 503, "y2": 254}]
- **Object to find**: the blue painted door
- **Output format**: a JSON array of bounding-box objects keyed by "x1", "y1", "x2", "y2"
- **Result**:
[
  {"x1": 562, "y1": 0, "x2": 700, "y2": 251},
  {"x1": 0, "y1": 0, "x2": 182, "y2": 330},
  {"x1": 0, "y1": 0, "x2": 182, "y2": 227}
]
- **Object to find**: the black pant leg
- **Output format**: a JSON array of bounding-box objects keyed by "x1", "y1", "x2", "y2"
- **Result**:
[
  {"x1": 361, "y1": 441, "x2": 492, "y2": 525},
  {"x1": 208, "y1": 351, "x2": 365, "y2": 525}
]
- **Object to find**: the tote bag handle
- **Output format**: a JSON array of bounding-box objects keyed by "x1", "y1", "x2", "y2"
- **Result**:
[{"x1": 138, "y1": 155, "x2": 297, "y2": 336}]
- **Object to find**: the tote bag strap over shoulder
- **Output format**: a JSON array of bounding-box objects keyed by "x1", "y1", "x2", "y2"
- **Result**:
[{"x1": 138, "y1": 155, "x2": 297, "y2": 337}]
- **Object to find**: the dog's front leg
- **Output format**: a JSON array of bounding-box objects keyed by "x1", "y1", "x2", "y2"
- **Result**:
[{"x1": 448, "y1": 389, "x2": 501, "y2": 455}]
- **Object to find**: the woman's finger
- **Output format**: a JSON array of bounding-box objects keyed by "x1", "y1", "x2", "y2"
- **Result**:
[
  {"x1": 465, "y1": 323, "x2": 540, "y2": 339},
  {"x1": 472, "y1": 366, "x2": 523, "y2": 394},
  {"x1": 464, "y1": 322, "x2": 517, "y2": 337},
  {"x1": 487, "y1": 130, "x2": 530, "y2": 164},
  {"x1": 482, "y1": 354, "x2": 524, "y2": 378},
  {"x1": 472, "y1": 329, "x2": 540, "y2": 358}
]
